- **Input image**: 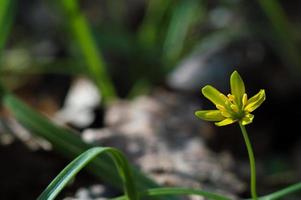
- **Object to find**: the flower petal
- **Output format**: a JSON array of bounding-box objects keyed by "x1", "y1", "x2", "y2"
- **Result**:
[
  {"x1": 241, "y1": 113, "x2": 254, "y2": 125},
  {"x1": 195, "y1": 110, "x2": 225, "y2": 121},
  {"x1": 215, "y1": 118, "x2": 236, "y2": 126},
  {"x1": 230, "y1": 71, "x2": 245, "y2": 106},
  {"x1": 245, "y1": 89, "x2": 266, "y2": 112},
  {"x1": 202, "y1": 85, "x2": 228, "y2": 106}
]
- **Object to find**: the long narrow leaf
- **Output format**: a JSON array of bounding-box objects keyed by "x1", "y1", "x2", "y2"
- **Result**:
[
  {"x1": 257, "y1": 0, "x2": 301, "y2": 72},
  {"x1": 260, "y1": 181, "x2": 301, "y2": 200},
  {"x1": 38, "y1": 147, "x2": 138, "y2": 200},
  {"x1": 59, "y1": 0, "x2": 116, "y2": 102},
  {"x1": 2, "y1": 93, "x2": 177, "y2": 200},
  {"x1": 163, "y1": 0, "x2": 203, "y2": 66},
  {"x1": 138, "y1": 0, "x2": 172, "y2": 48},
  {"x1": 0, "y1": 0, "x2": 16, "y2": 51},
  {"x1": 111, "y1": 187, "x2": 232, "y2": 200}
]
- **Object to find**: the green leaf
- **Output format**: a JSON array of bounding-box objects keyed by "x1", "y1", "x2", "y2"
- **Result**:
[
  {"x1": 202, "y1": 85, "x2": 228, "y2": 106},
  {"x1": 0, "y1": 0, "x2": 16, "y2": 51},
  {"x1": 245, "y1": 89, "x2": 266, "y2": 112},
  {"x1": 257, "y1": 0, "x2": 301, "y2": 71},
  {"x1": 111, "y1": 187, "x2": 231, "y2": 200},
  {"x1": 138, "y1": 0, "x2": 172, "y2": 48},
  {"x1": 230, "y1": 71, "x2": 245, "y2": 107},
  {"x1": 260, "y1": 181, "x2": 301, "y2": 200},
  {"x1": 163, "y1": 0, "x2": 203, "y2": 64},
  {"x1": 195, "y1": 110, "x2": 225, "y2": 121},
  {"x1": 59, "y1": 0, "x2": 116, "y2": 102},
  {"x1": 38, "y1": 147, "x2": 138, "y2": 200},
  {"x1": 2, "y1": 93, "x2": 177, "y2": 200}
]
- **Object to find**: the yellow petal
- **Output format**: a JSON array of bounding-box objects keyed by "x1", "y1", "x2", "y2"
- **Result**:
[
  {"x1": 241, "y1": 114, "x2": 254, "y2": 125},
  {"x1": 195, "y1": 110, "x2": 225, "y2": 121},
  {"x1": 202, "y1": 85, "x2": 228, "y2": 106},
  {"x1": 245, "y1": 89, "x2": 266, "y2": 112},
  {"x1": 230, "y1": 71, "x2": 245, "y2": 107},
  {"x1": 215, "y1": 118, "x2": 236, "y2": 126}
]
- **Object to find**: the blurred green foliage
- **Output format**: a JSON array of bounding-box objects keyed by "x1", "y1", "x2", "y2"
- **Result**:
[
  {"x1": 1, "y1": 0, "x2": 301, "y2": 99},
  {"x1": 59, "y1": 0, "x2": 117, "y2": 102},
  {"x1": 0, "y1": 0, "x2": 16, "y2": 51}
]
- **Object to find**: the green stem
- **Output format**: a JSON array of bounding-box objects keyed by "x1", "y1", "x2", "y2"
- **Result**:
[{"x1": 239, "y1": 122, "x2": 258, "y2": 200}]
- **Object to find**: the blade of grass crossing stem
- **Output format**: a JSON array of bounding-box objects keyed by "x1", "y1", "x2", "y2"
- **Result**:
[
  {"x1": 2, "y1": 93, "x2": 177, "y2": 200},
  {"x1": 38, "y1": 147, "x2": 138, "y2": 200},
  {"x1": 0, "y1": 0, "x2": 16, "y2": 51},
  {"x1": 257, "y1": 0, "x2": 301, "y2": 72},
  {"x1": 163, "y1": 0, "x2": 203, "y2": 68},
  {"x1": 111, "y1": 187, "x2": 231, "y2": 200},
  {"x1": 59, "y1": 0, "x2": 116, "y2": 102}
]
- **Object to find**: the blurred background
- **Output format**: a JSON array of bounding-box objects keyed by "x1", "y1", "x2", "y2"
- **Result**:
[{"x1": 0, "y1": 0, "x2": 301, "y2": 199}]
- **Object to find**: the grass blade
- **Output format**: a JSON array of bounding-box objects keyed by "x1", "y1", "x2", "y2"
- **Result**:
[
  {"x1": 0, "y1": 0, "x2": 16, "y2": 51},
  {"x1": 138, "y1": 0, "x2": 172, "y2": 48},
  {"x1": 1, "y1": 92, "x2": 177, "y2": 200},
  {"x1": 59, "y1": 0, "x2": 116, "y2": 102},
  {"x1": 111, "y1": 187, "x2": 232, "y2": 200},
  {"x1": 257, "y1": 0, "x2": 301, "y2": 72},
  {"x1": 163, "y1": 0, "x2": 203, "y2": 66},
  {"x1": 38, "y1": 147, "x2": 138, "y2": 200},
  {"x1": 259, "y1": 181, "x2": 301, "y2": 200}
]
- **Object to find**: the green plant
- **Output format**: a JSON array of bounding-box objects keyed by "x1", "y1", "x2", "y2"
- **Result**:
[
  {"x1": 1, "y1": 90, "x2": 175, "y2": 200},
  {"x1": 195, "y1": 71, "x2": 300, "y2": 199},
  {"x1": 38, "y1": 147, "x2": 138, "y2": 200},
  {"x1": 195, "y1": 71, "x2": 265, "y2": 199},
  {"x1": 38, "y1": 146, "x2": 231, "y2": 200},
  {"x1": 1, "y1": 1, "x2": 299, "y2": 199},
  {"x1": 38, "y1": 70, "x2": 301, "y2": 200}
]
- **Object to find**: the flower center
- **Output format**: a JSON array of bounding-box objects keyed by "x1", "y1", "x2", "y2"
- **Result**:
[{"x1": 216, "y1": 94, "x2": 247, "y2": 120}]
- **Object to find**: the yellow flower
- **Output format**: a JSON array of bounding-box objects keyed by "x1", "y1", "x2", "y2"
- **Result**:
[{"x1": 195, "y1": 71, "x2": 265, "y2": 126}]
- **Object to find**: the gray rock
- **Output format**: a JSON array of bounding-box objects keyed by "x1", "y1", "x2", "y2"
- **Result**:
[
  {"x1": 81, "y1": 90, "x2": 243, "y2": 199},
  {"x1": 167, "y1": 35, "x2": 265, "y2": 93}
]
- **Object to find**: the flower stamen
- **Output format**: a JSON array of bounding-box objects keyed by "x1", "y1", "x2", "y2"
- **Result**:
[
  {"x1": 243, "y1": 93, "x2": 248, "y2": 107},
  {"x1": 216, "y1": 104, "x2": 226, "y2": 111},
  {"x1": 230, "y1": 104, "x2": 239, "y2": 112}
]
